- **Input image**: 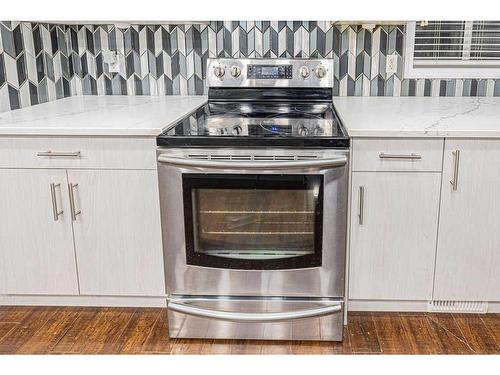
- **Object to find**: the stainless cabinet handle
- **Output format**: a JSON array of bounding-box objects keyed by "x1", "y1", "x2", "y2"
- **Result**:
[
  {"x1": 358, "y1": 186, "x2": 365, "y2": 225},
  {"x1": 379, "y1": 152, "x2": 422, "y2": 160},
  {"x1": 167, "y1": 299, "x2": 342, "y2": 323},
  {"x1": 450, "y1": 150, "x2": 460, "y2": 191},
  {"x1": 68, "y1": 183, "x2": 81, "y2": 221},
  {"x1": 49, "y1": 183, "x2": 63, "y2": 221},
  {"x1": 37, "y1": 151, "x2": 81, "y2": 157}
]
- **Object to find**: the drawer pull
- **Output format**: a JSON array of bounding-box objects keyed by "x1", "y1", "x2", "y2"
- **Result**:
[
  {"x1": 379, "y1": 152, "x2": 422, "y2": 160},
  {"x1": 37, "y1": 151, "x2": 81, "y2": 157}
]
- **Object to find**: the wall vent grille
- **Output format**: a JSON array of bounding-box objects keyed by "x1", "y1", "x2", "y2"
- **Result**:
[{"x1": 428, "y1": 300, "x2": 488, "y2": 313}]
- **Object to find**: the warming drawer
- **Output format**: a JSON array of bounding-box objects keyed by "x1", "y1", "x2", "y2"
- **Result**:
[{"x1": 167, "y1": 296, "x2": 344, "y2": 341}]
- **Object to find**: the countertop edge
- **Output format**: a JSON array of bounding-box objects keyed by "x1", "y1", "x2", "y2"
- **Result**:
[
  {"x1": 347, "y1": 130, "x2": 500, "y2": 138},
  {"x1": 0, "y1": 128, "x2": 162, "y2": 137}
]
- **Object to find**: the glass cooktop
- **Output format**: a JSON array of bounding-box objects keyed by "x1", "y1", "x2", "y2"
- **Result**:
[{"x1": 157, "y1": 101, "x2": 349, "y2": 148}]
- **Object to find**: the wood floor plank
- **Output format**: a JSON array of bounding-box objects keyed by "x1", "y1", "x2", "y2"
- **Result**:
[
  {"x1": 453, "y1": 314, "x2": 500, "y2": 354},
  {"x1": 16, "y1": 307, "x2": 81, "y2": 354},
  {"x1": 426, "y1": 313, "x2": 473, "y2": 354},
  {"x1": 117, "y1": 308, "x2": 162, "y2": 354},
  {"x1": 230, "y1": 339, "x2": 262, "y2": 354},
  {"x1": 200, "y1": 339, "x2": 233, "y2": 354},
  {"x1": 347, "y1": 312, "x2": 381, "y2": 354},
  {"x1": 0, "y1": 307, "x2": 56, "y2": 354},
  {"x1": 50, "y1": 308, "x2": 100, "y2": 353},
  {"x1": 0, "y1": 306, "x2": 34, "y2": 323},
  {"x1": 141, "y1": 310, "x2": 174, "y2": 353},
  {"x1": 0, "y1": 306, "x2": 13, "y2": 321},
  {"x1": 82, "y1": 308, "x2": 137, "y2": 354},
  {"x1": 169, "y1": 338, "x2": 206, "y2": 354},
  {"x1": 339, "y1": 326, "x2": 353, "y2": 354},
  {"x1": 0, "y1": 323, "x2": 17, "y2": 342},
  {"x1": 400, "y1": 314, "x2": 441, "y2": 354},
  {"x1": 480, "y1": 314, "x2": 500, "y2": 343},
  {"x1": 290, "y1": 326, "x2": 350, "y2": 354},
  {"x1": 372, "y1": 313, "x2": 412, "y2": 354},
  {"x1": 170, "y1": 339, "x2": 209, "y2": 355},
  {"x1": 260, "y1": 340, "x2": 293, "y2": 354},
  {"x1": 0, "y1": 306, "x2": 38, "y2": 354},
  {"x1": 291, "y1": 340, "x2": 342, "y2": 354}
]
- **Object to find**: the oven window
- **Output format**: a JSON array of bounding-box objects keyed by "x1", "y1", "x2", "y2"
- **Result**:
[{"x1": 182, "y1": 174, "x2": 323, "y2": 270}]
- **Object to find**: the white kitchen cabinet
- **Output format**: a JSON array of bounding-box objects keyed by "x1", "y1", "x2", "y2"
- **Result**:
[
  {"x1": 68, "y1": 169, "x2": 165, "y2": 296},
  {"x1": 0, "y1": 169, "x2": 79, "y2": 295},
  {"x1": 0, "y1": 134, "x2": 165, "y2": 303},
  {"x1": 349, "y1": 172, "x2": 441, "y2": 300},
  {"x1": 434, "y1": 139, "x2": 500, "y2": 301}
]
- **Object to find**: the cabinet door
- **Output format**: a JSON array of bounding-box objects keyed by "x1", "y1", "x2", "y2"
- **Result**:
[
  {"x1": 68, "y1": 169, "x2": 165, "y2": 296},
  {"x1": 349, "y1": 172, "x2": 441, "y2": 300},
  {"x1": 0, "y1": 169, "x2": 79, "y2": 295},
  {"x1": 434, "y1": 140, "x2": 500, "y2": 301}
]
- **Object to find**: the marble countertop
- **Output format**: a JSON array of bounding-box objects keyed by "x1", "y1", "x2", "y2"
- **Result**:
[
  {"x1": 333, "y1": 97, "x2": 500, "y2": 138},
  {"x1": 2, "y1": 95, "x2": 499, "y2": 139},
  {"x1": 0, "y1": 95, "x2": 207, "y2": 136}
]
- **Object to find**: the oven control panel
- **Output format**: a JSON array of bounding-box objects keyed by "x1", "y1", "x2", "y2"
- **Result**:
[
  {"x1": 247, "y1": 64, "x2": 293, "y2": 79},
  {"x1": 207, "y1": 58, "x2": 333, "y2": 88}
]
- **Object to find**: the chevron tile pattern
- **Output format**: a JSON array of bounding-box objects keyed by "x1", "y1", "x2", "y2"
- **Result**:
[{"x1": 1, "y1": 21, "x2": 500, "y2": 112}]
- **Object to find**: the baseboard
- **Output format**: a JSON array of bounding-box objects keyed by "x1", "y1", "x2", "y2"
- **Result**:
[
  {"x1": 348, "y1": 299, "x2": 429, "y2": 312},
  {"x1": 0, "y1": 294, "x2": 167, "y2": 308},
  {"x1": 2, "y1": 295, "x2": 497, "y2": 312},
  {"x1": 487, "y1": 302, "x2": 500, "y2": 313},
  {"x1": 349, "y1": 299, "x2": 500, "y2": 313}
]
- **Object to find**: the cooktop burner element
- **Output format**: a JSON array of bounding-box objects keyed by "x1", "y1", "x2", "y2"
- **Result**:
[{"x1": 157, "y1": 58, "x2": 349, "y2": 148}]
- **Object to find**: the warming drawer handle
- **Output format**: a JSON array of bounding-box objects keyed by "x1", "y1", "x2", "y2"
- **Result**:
[
  {"x1": 157, "y1": 155, "x2": 347, "y2": 170},
  {"x1": 167, "y1": 300, "x2": 342, "y2": 323}
]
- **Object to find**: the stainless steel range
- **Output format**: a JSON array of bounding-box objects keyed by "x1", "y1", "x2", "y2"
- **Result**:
[{"x1": 156, "y1": 58, "x2": 350, "y2": 341}]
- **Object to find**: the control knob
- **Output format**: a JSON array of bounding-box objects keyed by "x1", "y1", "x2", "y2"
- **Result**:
[
  {"x1": 297, "y1": 125, "x2": 309, "y2": 136},
  {"x1": 232, "y1": 125, "x2": 243, "y2": 135},
  {"x1": 299, "y1": 66, "x2": 310, "y2": 79},
  {"x1": 230, "y1": 66, "x2": 241, "y2": 78},
  {"x1": 214, "y1": 65, "x2": 225, "y2": 78},
  {"x1": 314, "y1": 126, "x2": 324, "y2": 136},
  {"x1": 315, "y1": 65, "x2": 327, "y2": 79}
]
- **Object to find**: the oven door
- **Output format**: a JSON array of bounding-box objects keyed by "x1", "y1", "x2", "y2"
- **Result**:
[
  {"x1": 182, "y1": 172, "x2": 323, "y2": 270},
  {"x1": 157, "y1": 149, "x2": 349, "y2": 298}
]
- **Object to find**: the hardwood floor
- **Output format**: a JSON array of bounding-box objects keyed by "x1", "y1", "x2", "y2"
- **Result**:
[{"x1": 0, "y1": 307, "x2": 498, "y2": 354}]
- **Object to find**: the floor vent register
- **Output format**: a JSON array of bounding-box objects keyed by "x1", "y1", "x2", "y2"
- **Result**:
[{"x1": 428, "y1": 300, "x2": 488, "y2": 313}]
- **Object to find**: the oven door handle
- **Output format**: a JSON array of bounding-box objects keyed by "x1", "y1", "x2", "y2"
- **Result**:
[
  {"x1": 167, "y1": 299, "x2": 342, "y2": 322},
  {"x1": 157, "y1": 155, "x2": 347, "y2": 170}
]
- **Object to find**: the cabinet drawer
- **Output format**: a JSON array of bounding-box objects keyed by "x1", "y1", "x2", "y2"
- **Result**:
[
  {"x1": 352, "y1": 138, "x2": 444, "y2": 172},
  {"x1": 0, "y1": 136, "x2": 157, "y2": 170}
]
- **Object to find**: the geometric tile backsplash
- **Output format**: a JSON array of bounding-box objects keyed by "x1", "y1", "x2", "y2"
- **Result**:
[{"x1": 1, "y1": 21, "x2": 500, "y2": 112}]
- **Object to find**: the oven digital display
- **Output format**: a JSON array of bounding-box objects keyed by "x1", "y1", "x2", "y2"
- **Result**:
[
  {"x1": 247, "y1": 64, "x2": 292, "y2": 79},
  {"x1": 260, "y1": 66, "x2": 277, "y2": 75}
]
